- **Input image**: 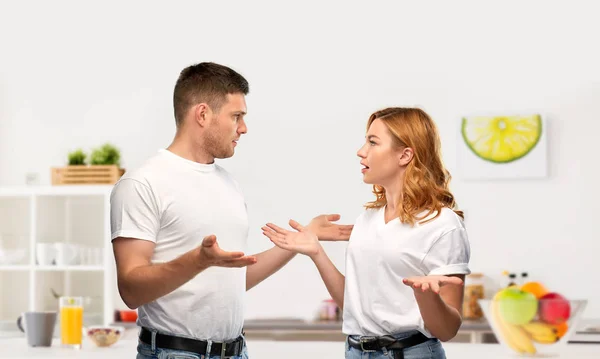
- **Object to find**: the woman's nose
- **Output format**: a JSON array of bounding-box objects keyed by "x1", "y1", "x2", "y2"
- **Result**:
[{"x1": 357, "y1": 144, "x2": 367, "y2": 158}]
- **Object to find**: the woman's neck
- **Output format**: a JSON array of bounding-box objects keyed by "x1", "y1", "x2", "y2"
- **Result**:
[{"x1": 383, "y1": 182, "x2": 403, "y2": 222}]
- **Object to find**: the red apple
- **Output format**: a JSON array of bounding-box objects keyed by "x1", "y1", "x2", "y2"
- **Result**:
[{"x1": 539, "y1": 292, "x2": 571, "y2": 325}]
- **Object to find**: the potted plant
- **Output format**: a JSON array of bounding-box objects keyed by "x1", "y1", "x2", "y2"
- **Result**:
[
  {"x1": 89, "y1": 143, "x2": 121, "y2": 167},
  {"x1": 67, "y1": 149, "x2": 87, "y2": 165},
  {"x1": 52, "y1": 143, "x2": 125, "y2": 185}
]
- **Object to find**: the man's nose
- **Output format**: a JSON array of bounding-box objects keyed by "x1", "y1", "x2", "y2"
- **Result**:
[{"x1": 239, "y1": 119, "x2": 248, "y2": 134}]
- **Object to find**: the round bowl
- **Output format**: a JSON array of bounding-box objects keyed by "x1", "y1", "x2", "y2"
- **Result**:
[
  {"x1": 86, "y1": 325, "x2": 124, "y2": 347},
  {"x1": 479, "y1": 295, "x2": 587, "y2": 357}
]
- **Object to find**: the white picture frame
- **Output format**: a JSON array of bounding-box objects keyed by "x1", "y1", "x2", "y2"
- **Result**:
[{"x1": 457, "y1": 114, "x2": 548, "y2": 180}]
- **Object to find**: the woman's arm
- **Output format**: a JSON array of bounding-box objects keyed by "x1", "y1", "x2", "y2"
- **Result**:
[
  {"x1": 403, "y1": 274, "x2": 465, "y2": 342},
  {"x1": 262, "y1": 221, "x2": 346, "y2": 309},
  {"x1": 310, "y1": 249, "x2": 346, "y2": 309}
]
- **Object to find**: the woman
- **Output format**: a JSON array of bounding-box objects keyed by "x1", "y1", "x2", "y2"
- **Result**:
[{"x1": 262, "y1": 107, "x2": 471, "y2": 359}]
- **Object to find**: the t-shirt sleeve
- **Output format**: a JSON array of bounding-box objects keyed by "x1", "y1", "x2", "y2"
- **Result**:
[
  {"x1": 110, "y1": 178, "x2": 160, "y2": 243},
  {"x1": 422, "y1": 227, "x2": 471, "y2": 276}
]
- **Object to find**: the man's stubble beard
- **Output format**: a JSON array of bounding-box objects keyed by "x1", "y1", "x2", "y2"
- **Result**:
[{"x1": 204, "y1": 128, "x2": 233, "y2": 160}]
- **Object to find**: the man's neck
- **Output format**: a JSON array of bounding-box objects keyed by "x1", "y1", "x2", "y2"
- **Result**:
[{"x1": 167, "y1": 135, "x2": 214, "y2": 164}]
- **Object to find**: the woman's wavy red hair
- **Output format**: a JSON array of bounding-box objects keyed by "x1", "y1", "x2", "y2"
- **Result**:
[{"x1": 364, "y1": 107, "x2": 463, "y2": 225}]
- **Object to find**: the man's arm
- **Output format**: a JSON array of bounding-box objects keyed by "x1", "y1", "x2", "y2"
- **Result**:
[
  {"x1": 114, "y1": 235, "x2": 256, "y2": 309},
  {"x1": 304, "y1": 215, "x2": 353, "y2": 241},
  {"x1": 245, "y1": 247, "x2": 296, "y2": 291}
]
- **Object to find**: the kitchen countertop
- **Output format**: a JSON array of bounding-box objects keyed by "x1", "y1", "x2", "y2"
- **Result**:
[
  {"x1": 242, "y1": 318, "x2": 492, "y2": 331},
  {"x1": 240, "y1": 318, "x2": 494, "y2": 343},
  {"x1": 5, "y1": 318, "x2": 598, "y2": 346},
  {"x1": 111, "y1": 318, "x2": 491, "y2": 331},
  {"x1": 2, "y1": 337, "x2": 599, "y2": 359},
  {"x1": 111, "y1": 318, "x2": 494, "y2": 343}
]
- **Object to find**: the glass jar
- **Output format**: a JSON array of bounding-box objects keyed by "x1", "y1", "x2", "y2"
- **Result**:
[
  {"x1": 59, "y1": 296, "x2": 84, "y2": 348},
  {"x1": 463, "y1": 273, "x2": 485, "y2": 320}
]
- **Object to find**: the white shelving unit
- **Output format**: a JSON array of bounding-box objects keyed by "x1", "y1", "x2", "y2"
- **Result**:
[{"x1": 0, "y1": 185, "x2": 119, "y2": 333}]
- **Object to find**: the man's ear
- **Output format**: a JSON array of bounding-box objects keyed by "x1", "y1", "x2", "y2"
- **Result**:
[
  {"x1": 194, "y1": 103, "x2": 210, "y2": 127},
  {"x1": 398, "y1": 147, "x2": 414, "y2": 166}
]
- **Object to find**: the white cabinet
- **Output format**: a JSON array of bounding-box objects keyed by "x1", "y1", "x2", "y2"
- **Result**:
[{"x1": 0, "y1": 185, "x2": 121, "y2": 333}]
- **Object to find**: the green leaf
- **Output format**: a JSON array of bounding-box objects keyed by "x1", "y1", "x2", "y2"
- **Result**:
[
  {"x1": 67, "y1": 149, "x2": 87, "y2": 165},
  {"x1": 90, "y1": 143, "x2": 121, "y2": 166}
]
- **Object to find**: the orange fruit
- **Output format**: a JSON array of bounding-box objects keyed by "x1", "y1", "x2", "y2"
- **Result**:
[
  {"x1": 520, "y1": 281, "x2": 549, "y2": 299},
  {"x1": 553, "y1": 322, "x2": 569, "y2": 338}
]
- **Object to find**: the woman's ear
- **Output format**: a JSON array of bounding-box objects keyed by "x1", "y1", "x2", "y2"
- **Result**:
[{"x1": 398, "y1": 147, "x2": 414, "y2": 166}]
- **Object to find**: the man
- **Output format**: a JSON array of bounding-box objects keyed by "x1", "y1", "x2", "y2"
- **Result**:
[{"x1": 110, "y1": 62, "x2": 352, "y2": 359}]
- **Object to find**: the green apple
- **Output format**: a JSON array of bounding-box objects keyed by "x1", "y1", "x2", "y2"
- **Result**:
[{"x1": 495, "y1": 287, "x2": 538, "y2": 325}]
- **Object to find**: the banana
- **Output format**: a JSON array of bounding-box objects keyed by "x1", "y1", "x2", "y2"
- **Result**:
[
  {"x1": 506, "y1": 324, "x2": 538, "y2": 353},
  {"x1": 491, "y1": 297, "x2": 522, "y2": 352},
  {"x1": 522, "y1": 322, "x2": 557, "y2": 337},
  {"x1": 521, "y1": 321, "x2": 560, "y2": 344},
  {"x1": 491, "y1": 297, "x2": 537, "y2": 354},
  {"x1": 531, "y1": 334, "x2": 559, "y2": 344}
]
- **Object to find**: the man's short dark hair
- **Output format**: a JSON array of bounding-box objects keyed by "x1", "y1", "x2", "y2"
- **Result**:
[{"x1": 173, "y1": 62, "x2": 249, "y2": 126}]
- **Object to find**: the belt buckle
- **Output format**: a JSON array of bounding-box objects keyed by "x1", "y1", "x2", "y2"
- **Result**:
[
  {"x1": 220, "y1": 341, "x2": 229, "y2": 358},
  {"x1": 360, "y1": 336, "x2": 377, "y2": 353}
]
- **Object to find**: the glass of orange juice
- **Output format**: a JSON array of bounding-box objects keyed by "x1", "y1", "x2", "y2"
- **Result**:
[{"x1": 59, "y1": 296, "x2": 83, "y2": 348}]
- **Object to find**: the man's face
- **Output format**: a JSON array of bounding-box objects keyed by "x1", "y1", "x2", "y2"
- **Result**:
[{"x1": 204, "y1": 93, "x2": 248, "y2": 159}]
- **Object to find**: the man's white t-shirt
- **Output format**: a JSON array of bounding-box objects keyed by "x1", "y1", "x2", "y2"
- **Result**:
[
  {"x1": 110, "y1": 149, "x2": 249, "y2": 341},
  {"x1": 342, "y1": 206, "x2": 471, "y2": 338}
]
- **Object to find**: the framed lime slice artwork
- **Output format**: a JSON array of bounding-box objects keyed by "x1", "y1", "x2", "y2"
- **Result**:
[
  {"x1": 461, "y1": 114, "x2": 542, "y2": 164},
  {"x1": 457, "y1": 114, "x2": 547, "y2": 180}
]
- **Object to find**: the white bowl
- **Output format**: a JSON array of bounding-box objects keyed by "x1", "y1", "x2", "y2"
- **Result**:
[
  {"x1": 479, "y1": 298, "x2": 587, "y2": 357},
  {"x1": 0, "y1": 248, "x2": 26, "y2": 265},
  {"x1": 86, "y1": 325, "x2": 125, "y2": 347}
]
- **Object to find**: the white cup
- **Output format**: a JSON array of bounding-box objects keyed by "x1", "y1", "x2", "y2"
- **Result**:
[
  {"x1": 78, "y1": 246, "x2": 88, "y2": 265},
  {"x1": 54, "y1": 243, "x2": 78, "y2": 266},
  {"x1": 36, "y1": 244, "x2": 56, "y2": 266}
]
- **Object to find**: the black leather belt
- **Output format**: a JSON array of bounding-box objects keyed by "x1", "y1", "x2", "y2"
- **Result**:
[
  {"x1": 139, "y1": 327, "x2": 244, "y2": 357},
  {"x1": 348, "y1": 332, "x2": 432, "y2": 359}
]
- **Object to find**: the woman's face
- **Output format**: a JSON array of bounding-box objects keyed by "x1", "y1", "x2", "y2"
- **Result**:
[{"x1": 357, "y1": 119, "x2": 404, "y2": 186}]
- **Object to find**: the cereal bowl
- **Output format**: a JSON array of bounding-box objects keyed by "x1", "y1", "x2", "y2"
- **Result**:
[{"x1": 86, "y1": 326, "x2": 124, "y2": 347}]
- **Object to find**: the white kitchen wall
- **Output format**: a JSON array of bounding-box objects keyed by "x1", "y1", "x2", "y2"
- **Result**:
[{"x1": 1, "y1": 0, "x2": 599, "y2": 320}]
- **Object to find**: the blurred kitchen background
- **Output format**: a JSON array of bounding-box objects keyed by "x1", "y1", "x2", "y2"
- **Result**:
[{"x1": 1, "y1": 0, "x2": 599, "y2": 349}]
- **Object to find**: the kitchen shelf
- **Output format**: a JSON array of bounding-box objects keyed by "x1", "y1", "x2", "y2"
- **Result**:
[
  {"x1": 0, "y1": 185, "x2": 114, "y2": 197},
  {"x1": 34, "y1": 265, "x2": 104, "y2": 272},
  {"x1": 0, "y1": 185, "x2": 119, "y2": 328},
  {"x1": 0, "y1": 265, "x2": 31, "y2": 271},
  {"x1": 0, "y1": 271, "x2": 29, "y2": 329}
]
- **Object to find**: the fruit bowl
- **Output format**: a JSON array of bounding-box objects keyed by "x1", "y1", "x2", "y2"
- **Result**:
[
  {"x1": 479, "y1": 288, "x2": 586, "y2": 357},
  {"x1": 86, "y1": 326, "x2": 124, "y2": 347}
]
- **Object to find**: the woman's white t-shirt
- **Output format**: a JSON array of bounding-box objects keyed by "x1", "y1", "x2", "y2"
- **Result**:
[{"x1": 342, "y1": 206, "x2": 471, "y2": 338}]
